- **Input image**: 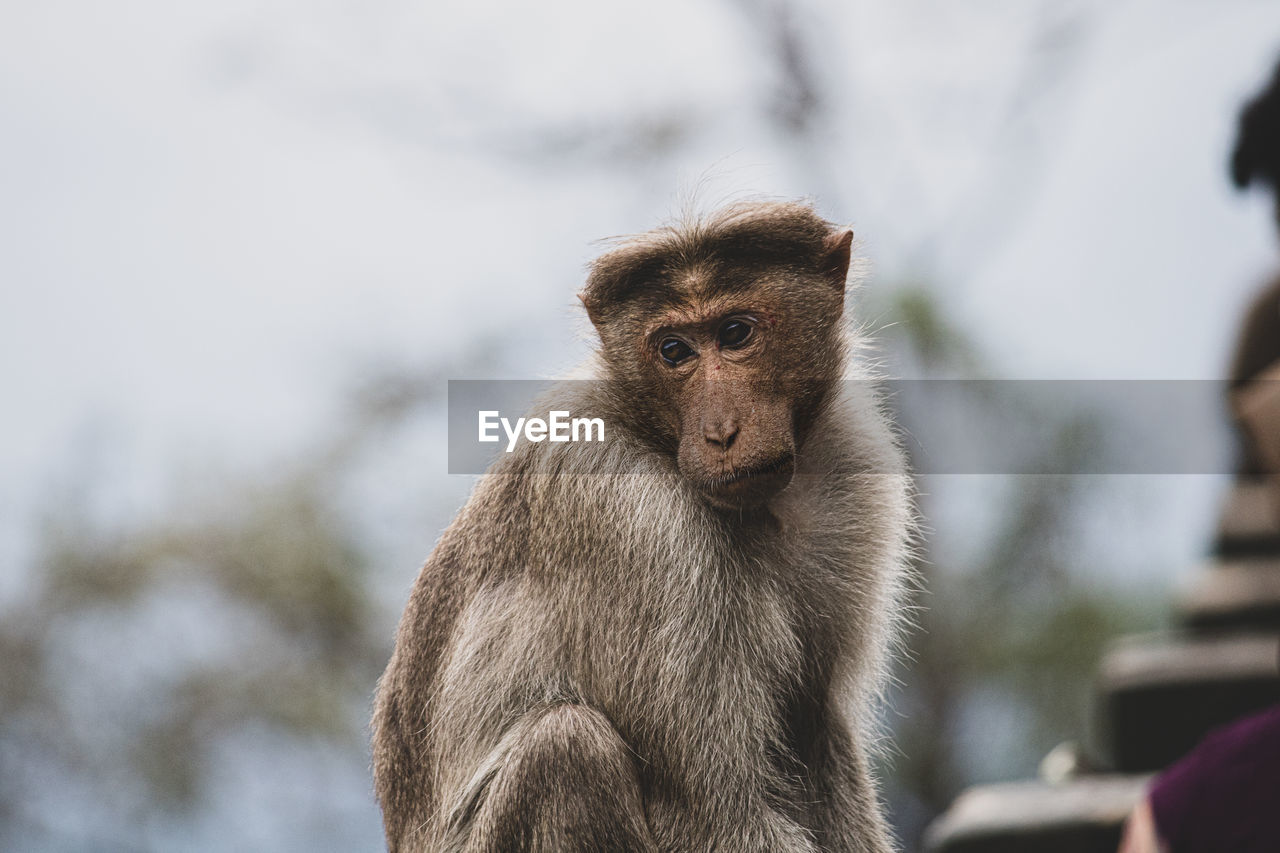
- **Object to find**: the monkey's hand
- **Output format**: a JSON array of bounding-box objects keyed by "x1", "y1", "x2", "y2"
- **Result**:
[{"x1": 443, "y1": 704, "x2": 657, "y2": 853}]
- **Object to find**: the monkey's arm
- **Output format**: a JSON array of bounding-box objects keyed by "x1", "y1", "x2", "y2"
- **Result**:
[
  {"x1": 806, "y1": 721, "x2": 896, "y2": 853},
  {"x1": 442, "y1": 704, "x2": 657, "y2": 853}
]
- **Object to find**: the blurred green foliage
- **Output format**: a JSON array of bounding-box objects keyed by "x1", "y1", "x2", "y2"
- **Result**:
[
  {"x1": 871, "y1": 285, "x2": 1164, "y2": 847},
  {"x1": 0, "y1": 455, "x2": 388, "y2": 847}
]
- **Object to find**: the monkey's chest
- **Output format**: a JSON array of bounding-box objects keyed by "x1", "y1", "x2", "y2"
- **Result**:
[{"x1": 580, "y1": 587, "x2": 819, "y2": 761}]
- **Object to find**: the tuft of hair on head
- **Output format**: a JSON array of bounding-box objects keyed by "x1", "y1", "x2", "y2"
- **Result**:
[{"x1": 578, "y1": 200, "x2": 854, "y2": 324}]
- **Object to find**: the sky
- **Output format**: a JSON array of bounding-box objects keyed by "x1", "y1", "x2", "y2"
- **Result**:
[
  {"x1": 5, "y1": 1, "x2": 1280, "y2": 576},
  {"x1": 0, "y1": 0, "x2": 1279, "y2": 587}
]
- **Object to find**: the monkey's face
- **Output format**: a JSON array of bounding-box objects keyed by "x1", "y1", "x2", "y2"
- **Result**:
[
  {"x1": 580, "y1": 208, "x2": 854, "y2": 513},
  {"x1": 601, "y1": 265, "x2": 846, "y2": 513},
  {"x1": 642, "y1": 298, "x2": 811, "y2": 511}
]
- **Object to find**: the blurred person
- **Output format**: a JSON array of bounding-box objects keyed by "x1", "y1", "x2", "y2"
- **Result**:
[
  {"x1": 1118, "y1": 58, "x2": 1280, "y2": 853},
  {"x1": 1228, "y1": 55, "x2": 1280, "y2": 487},
  {"x1": 1117, "y1": 703, "x2": 1280, "y2": 853}
]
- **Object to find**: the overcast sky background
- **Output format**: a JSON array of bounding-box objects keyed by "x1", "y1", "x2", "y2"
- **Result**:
[{"x1": 3, "y1": 0, "x2": 1279, "y2": 608}]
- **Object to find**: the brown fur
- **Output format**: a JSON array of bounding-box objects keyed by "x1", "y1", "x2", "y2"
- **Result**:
[{"x1": 372, "y1": 201, "x2": 915, "y2": 852}]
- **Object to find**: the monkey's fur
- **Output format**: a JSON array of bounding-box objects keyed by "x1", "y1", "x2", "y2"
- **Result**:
[{"x1": 372, "y1": 201, "x2": 914, "y2": 852}]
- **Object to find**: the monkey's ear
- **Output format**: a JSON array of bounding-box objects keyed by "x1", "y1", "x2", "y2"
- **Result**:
[
  {"x1": 822, "y1": 228, "x2": 854, "y2": 292},
  {"x1": 578, "y1": 291, "x2": 603, "y2": 328}
]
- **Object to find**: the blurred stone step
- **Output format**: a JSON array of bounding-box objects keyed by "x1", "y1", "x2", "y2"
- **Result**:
[
  {"x1": 1098, "y1": 631, "x2": 1280, "y2": 773},
  {"x1": 1214, "y1": 481, "x2": 1280, "y2": 557},
  {"x1": 1177, "y1": 558, "x2": 1280, "y2": 632},
  {"x1": 923, "y1": 775, "x2": 1148, "y2": 853}
]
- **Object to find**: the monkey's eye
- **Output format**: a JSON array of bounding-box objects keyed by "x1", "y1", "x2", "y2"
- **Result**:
[
  {"x1": 718, "y1": 319, "x2": 754, "y2": 349},
  {"x1": 659, "y1": 338, "x2": 695, "y2": 366}
]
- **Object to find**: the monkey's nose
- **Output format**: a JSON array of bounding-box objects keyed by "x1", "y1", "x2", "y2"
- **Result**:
[{"x1": 703, "y1": 418, "x2": 739, "y2": 451}]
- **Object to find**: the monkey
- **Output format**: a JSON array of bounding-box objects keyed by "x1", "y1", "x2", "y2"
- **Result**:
[{"x1": 371, "y1": 200, "x2": 915, "y2": 853}]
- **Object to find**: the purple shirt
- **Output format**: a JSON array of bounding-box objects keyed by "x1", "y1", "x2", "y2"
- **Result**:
[{"x1": 1150, "y1": 703, "x2": 1280, "y2": 852}]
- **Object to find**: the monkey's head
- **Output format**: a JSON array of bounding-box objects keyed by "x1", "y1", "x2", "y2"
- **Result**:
[{"x1": 580, "y1": 202, "x2": 852, "y2": 512}]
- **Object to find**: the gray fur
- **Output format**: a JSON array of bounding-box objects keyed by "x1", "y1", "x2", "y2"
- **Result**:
[{"x1": 373, "y1": 202, "x2": 915, "y2": 852}]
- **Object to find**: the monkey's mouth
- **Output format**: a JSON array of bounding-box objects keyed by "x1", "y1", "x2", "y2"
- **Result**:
[{"x1": 702, "y1": 454, "x2": 796, "y2": 508}]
